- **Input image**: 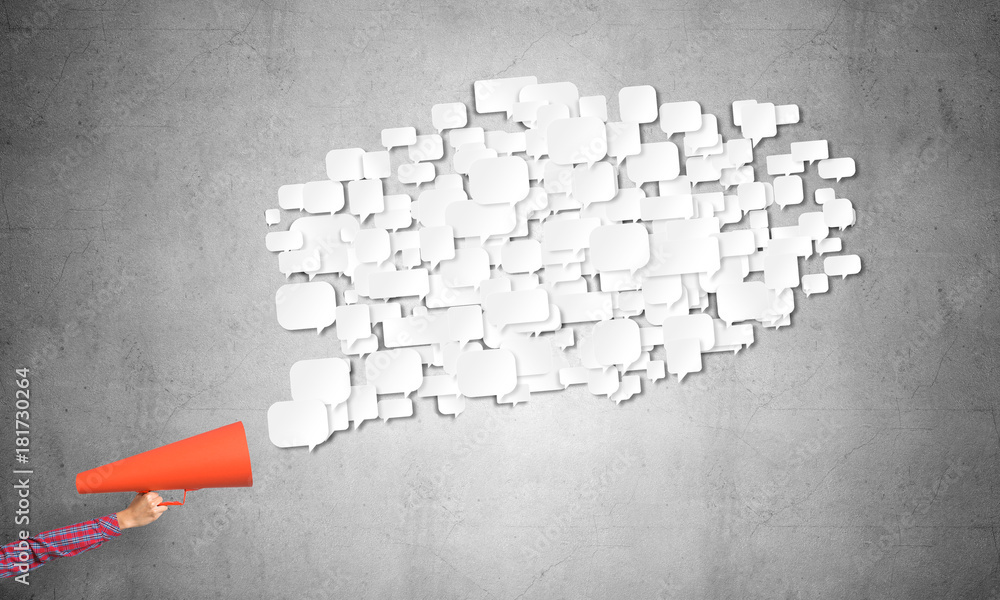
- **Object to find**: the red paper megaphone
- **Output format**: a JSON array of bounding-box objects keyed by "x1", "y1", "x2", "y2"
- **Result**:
[{"x1": 76, "y1": 422, "x2": 253, "y2": 506}]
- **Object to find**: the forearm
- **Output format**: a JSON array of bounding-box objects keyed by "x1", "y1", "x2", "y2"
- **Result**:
[{"x1": 0, "y1": 515, "x2": 121, "y2": 578}]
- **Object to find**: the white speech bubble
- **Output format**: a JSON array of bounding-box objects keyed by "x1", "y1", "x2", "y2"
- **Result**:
[
  {"x1": 381, "y1": 127, "x2": 417, "y2": 150},
  {"x1": 790, "y1": 140, "x2": 829, "y2": 164},
  {"x1": 579, "y1": 95, "x2": 608, "y2": 121},
  {"x1": 483, "y1": 288, "x2": 549, "y2": 329},
  {"x1": 519, "y1": 81, "x2": 581, "y2": 117},
  {"x1": 571, "y1": 162, "x2": 617, "y2": 207},
  {"x1": 605, "y1": 121, "x2": 640, "y2": 166},
  {"x1": 344, "y1": 384, "x2": 377, "y2": 429},
  {"x1": 798, "y1": 212, "x2": 829, "y2": 241},
  {"x1": 626, "y1": 142, "x2": 680, "y2": 185},
  {"x1": 362, "y1": 150, "x2": 390, "y2": 180},
  {"x1": 683, "y1": 113, "x2": 719, "y2": 155},
  {"x1": 448, "y1": 305, "x2": 484, "y2": 348},
  {"x1": 267, "y1": 400, "x2": 329, "y2": 451},
  {"x1": 368, "y1": 269, "x2": 429, "y2": 300},
  {"x1": 484, "y1": 130, "x2": 527, "y2": 155},
  {"x1": 818, "y1": 157, "x2": 856, "y2": 181},
  {"x1": 543, "y1": 217, "x2": 601, "y2": 254},
  {"x1": 824, "y1": 254, "x2": 862, "y2": 279},
  {"x1": 538, "y1": 104, "x2": 572, "y2": 131},
  {"x1": 775, "y1": 104, "x2": 800, "y2": 124},
  {"x1": 823, "y1": 198, "x2": 855, "y2": 230},
  {"x1": 815, "y1": 237, "x2": 842, "y2": 256},
  {"x1": 290, "y1": 358, "x2": 351, "y2": 405},
  {"x1": 408, "y1": 134, "x2": 443, "y2": 163},
  {"x1": 452, "y1": 143, "x2": 497, "y2": 175},
  {"x1": 265, "y1": 208, "x2": 280, "y2": 226},
  {"x1": 763, "y1": 253, "x2": 800, "y2": 290},
  {"x1": 662, "y1": 313, "x2": 715, "y2": 352},
  {"x1": 740, "y1": 102, "x2": 777, "y2": 146},
  {"x1": 440, "y1": 247, "x2": 490, "y2": 289},
  {"x1": 716, "y1": 281, "x2": 770, "y2": 325},
  {"x1": 731, "y1": 99, "x2": 757, "y2": 127},
  {"x1": 275, "y1": 281, "x2": 337, "y2": 333},
  {"x1": 814, "y1": 187, "x2": 836, "y2": 205},
  {"x1": 266, "y1": 230, "x2": 304, "y2": 252},
  {"x1": 500, "y1": 336, "x2": 552, "y2": 377},
  {"x1": 589, "y1": 223, "x2": 650, "y2": 274},
  {"x1": 546, "y1": 117, "x2": 607, "y2": 166},
  {"x1": 456, "y1": 348, "x2": 518, "y2": 400},
  {"x1": 646, "y1": 360, "x2": 665, "y2": 382},
  {"x1": 593, "y1": 318, "x2": 641, "y2": 368},
  {"x1": 325, "y1": 148, "x2": 365, "y2": 181},
  {"x1": 278, "y1": 249, "x2": 321, "y2": 277},
  {"x1": 418, "y1": 224, "x2": 455, "y2": 269},
  {"x1": 475, "y1": 76, "x2": 538, "y2": 117},
  {"x1": 432, "y1": 102, "x2": 468, "y2": 133},
  {"x1": 619, "y1": 85, "x2": 658, "y2": 124},
  {"x1": 773, "y1": 175, "x2": 804, "y2": 209},
  {"x1": 347, "y1": 179, "x2": 384, "y2": 223},
  {"x1": 373, "y1": 194, "x2": 411, "y2": 231},
  {"x1": 801, "y1": 273, "x2": 830, "y2": 296},
  {"x1": 302, "y1": 180, "x2": 345, "y2": 214},
  {"x1": 685, "y1": 156, "x2": 722, "y2": 184},
  {"x1": 447, "y1": 126, "x2": 485, "y2": 149},
  {"x1": 365, "y1": 348, "x2": 423, "y2": 397},
  {"x1": 469, "y1": 156, "x2": 529, "y2": 205},
  {"x1": 737, "y1": 182, "x2": 766, "y2": 214},
  {"x1": 278, "y1": 184, "x2": 304, "y2": 210},
  {"x1": 664, "y1": 338, "x2": 702, "y2": 382},
  {"x1": 587, "y1": 367, "x2": 620, "y2": 398},
  {"x1": 765, "y1": 153, "x2": 805, "y2": 177},
  {"x1": 501, "y1": 239, "x2": 542, "y2": 274},
  {"x1": 445, "y1": 201, "x2": 516, "y2": 243},
  {"x1": 413, "y1": 188, "x2": 466, "y2": 227},
  {"x1": 720, "y1": 165, "x2": 755, "y2": 189},
  {"x1": 335, "y1": 304, "x2": 372, "y2": 345},
  {"x1": 511, "y1": 100, "x2": 546, "y2": 127},
  {"x1": 551, "y1": 291, "x2": 613, "y2": 323},
  {"x1": 377, "y1": 396, "x2": 414, "y2": 422},
  {"x1": 658, "y1": 101, "x2": 702, "y2": 137},
  {"x1": 398, "y1": 162, "x2": 435, "y2": 187},
  {"x1": 352, "y1": 228, "x2": 391, "y2": 264}
]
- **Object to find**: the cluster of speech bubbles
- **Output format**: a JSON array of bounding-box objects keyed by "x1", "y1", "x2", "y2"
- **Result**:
[{"x1": 264, "y1": 76, "x2": 861, "y2": 450}]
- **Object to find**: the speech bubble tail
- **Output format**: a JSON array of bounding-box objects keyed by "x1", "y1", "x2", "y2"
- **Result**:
[
  {"x1": 616, "y1": 156, "x2": 625, "y2": 166},
  {"x1": 308, "y1": 444, "x2": 317, "y2": 452},
  {"x1": 480, "y1": 235, "x2": 490, "y2": 245},
  {"x1": 752, "y1": 138, "x2": 760, "y2": 147},
  {"x1": 506, "y1": 110, "x2": 514, "y2": 120},
  {"x1": 353, "y1": 421, "x2": 361, "y2": 430},
  {"x1": 677, "y1": 372, "x2": 687, "y2": 382}
]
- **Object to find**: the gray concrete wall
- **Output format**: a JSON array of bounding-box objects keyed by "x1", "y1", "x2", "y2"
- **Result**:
[{"x1": 1, "y1": 0, "x2": 998, "y2": 598}]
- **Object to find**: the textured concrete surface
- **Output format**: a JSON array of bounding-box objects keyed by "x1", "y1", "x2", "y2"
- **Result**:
[{"x1": 1, "y1": 0, "x2": 998, "y2": 598}]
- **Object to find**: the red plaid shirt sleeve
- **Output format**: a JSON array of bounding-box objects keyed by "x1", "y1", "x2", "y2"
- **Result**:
[{"x1": 0, "y1": 514, "x2": 121, "y2": 578}]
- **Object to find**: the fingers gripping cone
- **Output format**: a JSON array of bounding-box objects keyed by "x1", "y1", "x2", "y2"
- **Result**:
[{"x1": 76, "y1": 422, "x2": 253, "y2": 506}]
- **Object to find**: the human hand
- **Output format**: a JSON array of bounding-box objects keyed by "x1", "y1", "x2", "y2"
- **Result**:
[{"x1": 116, "y1": 492, "x2": 168, "y2": 530}]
